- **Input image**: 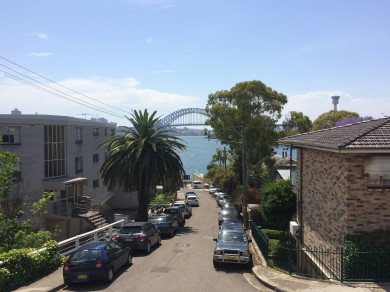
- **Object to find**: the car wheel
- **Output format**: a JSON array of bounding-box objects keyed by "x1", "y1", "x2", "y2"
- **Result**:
[
  {"x1": 246, "y1": 256, "x2": 253, "y2": 269},
  {"x1": 106, "y1": 267, "x2": 115, "y2": 283},
  {"x1": 170, "y1": 228, "x2": 174, "y2": 238},
  {"x1": 213, "y1": 260, "x2": 220, "y2": 268},
  {"x1": 126, "y1": 252, "x2": 133, "y2": 266}
]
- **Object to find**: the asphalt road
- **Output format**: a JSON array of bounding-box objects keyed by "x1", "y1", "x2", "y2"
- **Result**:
[{"x1": 17, "y1": 187, "x2": 271, "y2": 292}]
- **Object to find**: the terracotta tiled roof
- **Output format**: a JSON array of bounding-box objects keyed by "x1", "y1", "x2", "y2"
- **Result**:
[{"x1": 278, "y1": 117, "x2": 390, "y2": 151}]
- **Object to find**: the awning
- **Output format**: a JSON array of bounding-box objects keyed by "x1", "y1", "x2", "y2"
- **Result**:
[
  {"x1": 63, "y1": 177, "x2": 88, "y2": 184},
  {"x1": 277, "y1": 169, "x2": 291, "y2": 180}
]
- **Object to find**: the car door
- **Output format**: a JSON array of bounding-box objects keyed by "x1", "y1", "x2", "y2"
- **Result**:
[{"x1": 104, "y1": 243, "x2": 120, "y2": 271}]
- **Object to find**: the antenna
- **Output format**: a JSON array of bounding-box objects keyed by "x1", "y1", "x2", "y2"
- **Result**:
[{"x1": 77, "y1": 113, "x2": 91, "y2": 119}]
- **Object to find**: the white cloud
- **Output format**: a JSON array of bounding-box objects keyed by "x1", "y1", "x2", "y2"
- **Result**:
[
  {"x1": 148, "y1": 70, "x2": 173, "y2": 74},
  {"x1": 28, "y1": 52, "x2": 52, "y2": 57},
  {"x1": 31, "y1": 32, "x2": 49, "y2": 39},
  {"x1": 0, "y1": 75, "x2": 202, "y2": 125},
  {"x1": 281, "y1": 90, "x2": 390, "y2": 122},
  {"x1": 145, "y1": 37, "x2": 155, "y2": 43}
]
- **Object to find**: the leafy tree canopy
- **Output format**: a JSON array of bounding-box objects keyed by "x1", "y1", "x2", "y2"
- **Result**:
[
  {"x1": 282, "y1": 111, "x2": 312, "y2": 135},
  {"x1": 259, "y1": 180, "x2": 296, "y2": 230},
  {"x1": 335, "y1": 116, "x2": 373, "y2": 127},
  {"x1": 312, "y1": 110, "x2": 359, "y2": 131},
  {"x1": 205, "y1": 80, "x2": 287, "y2": 172}
]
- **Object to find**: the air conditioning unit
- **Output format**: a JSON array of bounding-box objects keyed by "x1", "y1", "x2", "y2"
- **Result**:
[{"x1": 289, "y1": 221, "x2": 299, "y2": 237}]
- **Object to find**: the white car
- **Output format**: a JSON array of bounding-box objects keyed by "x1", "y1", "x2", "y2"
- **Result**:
[
  {"x1": 172, "y1": 201, "x2": 192, "y2": 218},
  {"x1": 209, "y1": 188, "x2": 220, "y2": 196},
  {"x1": 185, "y1": 195, "x2": 200, "y2": 207}
]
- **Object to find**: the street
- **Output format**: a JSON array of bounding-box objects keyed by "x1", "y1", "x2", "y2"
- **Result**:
[{"x1": 17, "y1": 187, "x2": 271, "y2": 292}]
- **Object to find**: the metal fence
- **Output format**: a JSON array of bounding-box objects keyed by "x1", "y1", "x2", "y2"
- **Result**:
[{"x1": 250, "y1": 221, "x2": 390, "y2": 282}]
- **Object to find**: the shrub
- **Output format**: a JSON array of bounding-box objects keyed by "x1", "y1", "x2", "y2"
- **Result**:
[{"x1": 0, "y1": 240, "x2": 65, "y2": 291}]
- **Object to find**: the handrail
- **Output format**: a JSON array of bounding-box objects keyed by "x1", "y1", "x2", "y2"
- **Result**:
[{"x1": 58, "y1": 219, "x2": 124, "y2": 256}]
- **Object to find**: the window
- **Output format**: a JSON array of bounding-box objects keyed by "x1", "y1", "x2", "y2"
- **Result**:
[
  {"x1": 1, "y1": 126, "x2": 21, "y2": 144},
  {"x1": 75, "y1": 156, "x2": 83, "y2": 173},
  {"x1": 93, "y1": 153, "x2": 99, "y2": 163},
  {"x1": 44, "y1": 126, "x2": 66, "y2": 178},
  {"x1": 110, "y1": 128, "x2": 115, "y2": 136},
  {"x1": 93, "y1": 179, "x2": 99, "y2": 188},
  {"x1": 104, "y1": 152, "x2": 108, "y2": 160},
  {"x1": 367, "y1": 174, "x2": 390, "y2": 187},
  {"x1": 75, "y1": 127, "x2": 82, "y2": 143},
  {"x1": 104, "y1": 128, "x2": 108, "y2": 136},
  {"x1": 92, "y1": 128, "x2": 99, "y2": 136}
]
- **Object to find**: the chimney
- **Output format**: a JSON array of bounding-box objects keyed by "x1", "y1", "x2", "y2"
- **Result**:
[{"x1": 331, "y1": 96, "x2": 340, "y2": 111}]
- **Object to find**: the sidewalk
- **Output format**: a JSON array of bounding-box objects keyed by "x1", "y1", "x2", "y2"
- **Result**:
[{"x1": 249, "y1": 234, "x2": 390, "y2": 292}]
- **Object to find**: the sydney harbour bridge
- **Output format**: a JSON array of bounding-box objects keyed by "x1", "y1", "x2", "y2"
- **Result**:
[
  {"x1": 156, "y1": 108, "x2": 209, "y2": 128},
  {"x1": 155, "y1": 107, "x2": 283, "y2": 130}
]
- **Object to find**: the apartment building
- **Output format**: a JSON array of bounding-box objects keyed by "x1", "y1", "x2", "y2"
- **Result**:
[{"x1": 0, "y1": 109, "x2": 127, "y2": 240}]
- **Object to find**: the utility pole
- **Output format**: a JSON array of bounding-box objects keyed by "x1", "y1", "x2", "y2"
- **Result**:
[{"x1": 241, "y1": 126, "x2": 249, "y2": 228}]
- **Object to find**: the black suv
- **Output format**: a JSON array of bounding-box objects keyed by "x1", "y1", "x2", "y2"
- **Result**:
[{"x1": 163, "y1": 206, "x2": 185, "y2": 227}]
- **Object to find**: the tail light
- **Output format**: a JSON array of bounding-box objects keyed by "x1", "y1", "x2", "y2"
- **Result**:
[
  {"x1": 138, "y1": 234, "x2": 148, "y2": 240},
  {"x1": 113, "y1": 234, "x2": 120, "y2": 241},
  {"x1": 64, "y1": 262, "x2": 70, "y2": 272},
  {"x1": 96, "y1": 259, "x2": 102, "y2": 268}
]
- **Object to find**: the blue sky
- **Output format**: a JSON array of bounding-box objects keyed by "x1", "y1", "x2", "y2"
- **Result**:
[{"x1": 1, "y1": 0, "x2": 390, "y2": 126}]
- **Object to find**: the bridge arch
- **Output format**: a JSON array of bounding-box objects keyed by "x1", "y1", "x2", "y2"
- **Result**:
[{"x1": 156, "y1": 108, "x2": 209, "y2": 128}]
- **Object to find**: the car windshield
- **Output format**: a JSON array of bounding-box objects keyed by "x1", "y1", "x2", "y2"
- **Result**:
[
  {"x1": 219, "y1": 232, "x2": 247, "y2": 243},
  {"x1": 70, "y1": 249, "x2": 100, "y2": 262},
  {"x1": 149, "y1": 217, "x2": 168, "y2": 223},
  {"x1": 165, "y1": 208, "x2": 178, "y2": 214},
  {"x1": 120, "y1": 226, "x2": 142, "y2": 234},
  {"x1": 187, "y1": 197, "x2": 196, "y2": 200},
  {"x1": 221, "y1": 209, "x2": 238, "y2": 215}
]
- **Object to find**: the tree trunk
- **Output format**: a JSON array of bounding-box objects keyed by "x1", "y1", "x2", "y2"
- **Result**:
[{"x1": 136, "y1": 185, "x2": 149, "y2": 221}]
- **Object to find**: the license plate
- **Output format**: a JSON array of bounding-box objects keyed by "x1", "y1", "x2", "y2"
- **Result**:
[
  {"x1": 126, "y1": 238, "x2": 135, "y2": 241},
  {"x1": 77, "y1": 274, "x2": 88, "y2": 280},
  {"x1": 225, "y1": 255, "x2": 237, "y2": 261}
]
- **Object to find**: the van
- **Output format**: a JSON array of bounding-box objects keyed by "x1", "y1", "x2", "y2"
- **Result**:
[{"x1": 191, "y1": 180, "x2": 205, "y2": 189}]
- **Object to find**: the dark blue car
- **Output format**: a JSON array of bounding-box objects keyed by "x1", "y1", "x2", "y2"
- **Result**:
[{"x1": 63, "y1": 240, "x2": 132, "y2": 285}]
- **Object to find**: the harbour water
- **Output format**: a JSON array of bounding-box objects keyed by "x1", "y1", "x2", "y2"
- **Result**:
[{"x1": 178, "y1": 136, "x2": 296, "y2": 177}]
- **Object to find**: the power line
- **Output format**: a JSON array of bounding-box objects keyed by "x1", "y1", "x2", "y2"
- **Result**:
[
  {"x1": 0, "y1": 69, "x2": 125, "y2": 119},
  {"x1": 0, "y1": 55, "x2": 132, "y2": 119}
]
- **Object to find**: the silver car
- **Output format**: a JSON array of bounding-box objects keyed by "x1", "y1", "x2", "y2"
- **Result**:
[
  {"x1": 173, "y1": 201, "x2": 192, "y2": 218},
  {"x1": 185, "y1": 195, "x2": 199, "y2": 207}
]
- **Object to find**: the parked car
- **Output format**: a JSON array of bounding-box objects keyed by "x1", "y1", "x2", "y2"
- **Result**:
[
  {"x1": 113, "y1": 222, "x2": 161, "y2": 254},
  {"x1": 218, "y1": 207, "x2": 240, "y2": 225},
  {"x1": 63, "y1": 240, "x2": 132, "y2": 285},
  {"x1": 185, "y1": 194, "x2": 200, "y2": 207},
  {"x1": 213, "y1": 228, "x2": 252, "y2": 268},
  {"x1": 219, "y1": 219, "x2": 244, "y2": 230},
  {"x1": 164, "y1": 206, "x2": 186, "y2": 226},
  {"x1": 191, "y1": 180, "x2": 205, "y2": 189},
  {"x1": 185, "y1": 191, "x2": 197, "y2": 199},
  {"x1": 209, "y1": 187, "x2": 220, "y2": 196},
  {"x1": 221, "y1": 200, "x2": 235, "y2": 210},
  {"x1": 173, "y1": 200, "x2": 192, "y2": 218},
  {"x1": 217, "y1": 194, "x2": 230, "y2": 207},
  {"x1": 148, "y1": 214, "x2": 179, "y2": 237}
]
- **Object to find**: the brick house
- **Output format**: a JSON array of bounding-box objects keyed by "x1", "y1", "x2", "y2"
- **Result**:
[{"x1": 278, "y1": 117, "x2": 390, "y2": 250}]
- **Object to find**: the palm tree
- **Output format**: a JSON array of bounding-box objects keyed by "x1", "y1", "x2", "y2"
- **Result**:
[{"x1": 99, "y1": 110, "x2": 186, "y2": 221}]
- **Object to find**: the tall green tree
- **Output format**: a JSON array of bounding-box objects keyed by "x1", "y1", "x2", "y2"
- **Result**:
[
  {"x1": 99, "y1": 110, "x2": 186, "y2": 221},
  {"x1": 205, "y1": 80, "x2": 287, "y2": 180},
  {"x1": 282, "y1": 111, "x2": 312, "y2": 134},
  {"x1": 312, "y1": 110, "x2": 359, "y2": 131}
]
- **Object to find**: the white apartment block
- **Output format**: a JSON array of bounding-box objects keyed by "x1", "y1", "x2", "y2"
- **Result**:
[{"x1": 0, "y1": 109, "x2": 138, "y2": 240}]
